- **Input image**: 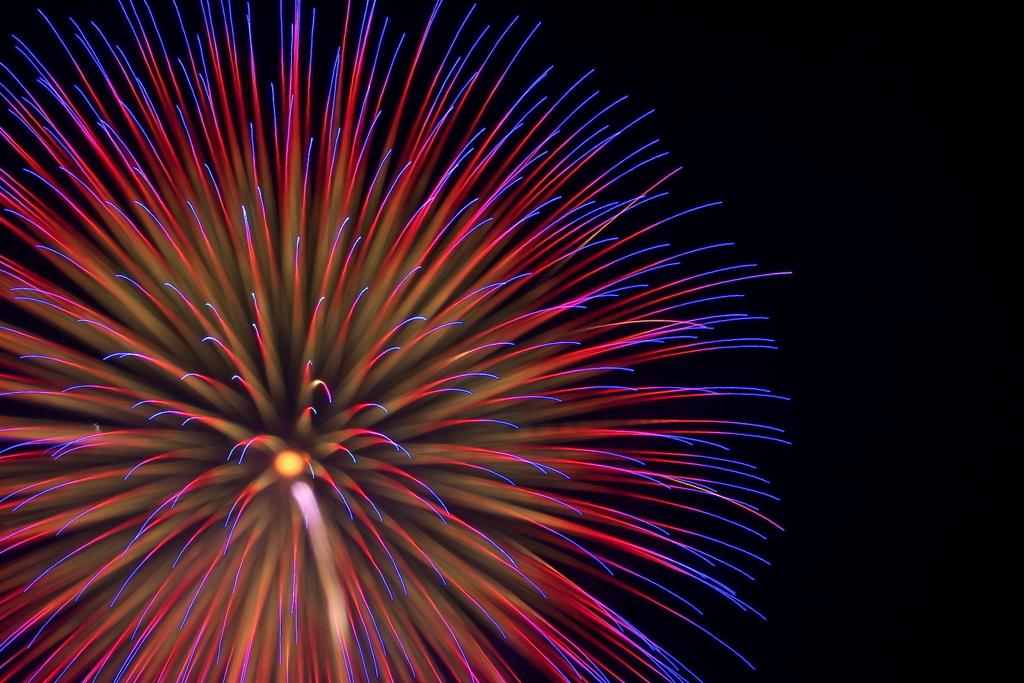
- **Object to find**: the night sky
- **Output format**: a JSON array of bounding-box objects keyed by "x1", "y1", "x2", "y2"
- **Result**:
[{"x1": 3, "y1": 1, "x2": 1014, "y2": 681}]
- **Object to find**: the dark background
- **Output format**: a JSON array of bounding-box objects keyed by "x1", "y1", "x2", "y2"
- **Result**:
[{"x1": 4, "y1": 1, "x2": 1016, "y2": 681}]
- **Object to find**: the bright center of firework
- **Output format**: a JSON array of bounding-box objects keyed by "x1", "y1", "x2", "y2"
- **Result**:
[{"x1": 274, "y1": 451, "x2": 305, "y2": 477}]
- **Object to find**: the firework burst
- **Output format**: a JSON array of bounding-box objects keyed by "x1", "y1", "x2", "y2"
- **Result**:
[{"x1": 0, "y1": 1, "x2": 787, "y2": 681}]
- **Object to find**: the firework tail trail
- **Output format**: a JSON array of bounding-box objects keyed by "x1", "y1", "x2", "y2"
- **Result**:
[
  {"x1": 0, "y1": 0, "x2": 788, "y2": 681},
  {"x1": 292, "y1": 480, "x2": 355, "y2": 680}
]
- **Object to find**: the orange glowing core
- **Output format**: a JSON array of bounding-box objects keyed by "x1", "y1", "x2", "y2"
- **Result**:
[{"x1": 274, "y1": 451, "x2": 305, "y2": 477}]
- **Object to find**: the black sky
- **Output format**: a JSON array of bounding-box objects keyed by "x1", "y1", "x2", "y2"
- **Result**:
[
  {"x1": 3, "y1": 1, "x2": 1016, "y2": 681},
  {"x1": 471, "y1": 3, "x2": 1015, "y2": 681}
]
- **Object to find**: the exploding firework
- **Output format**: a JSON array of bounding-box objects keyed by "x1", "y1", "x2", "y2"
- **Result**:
[{"x1": 0, "y1": 1, "x2": 787, "y2": 681}]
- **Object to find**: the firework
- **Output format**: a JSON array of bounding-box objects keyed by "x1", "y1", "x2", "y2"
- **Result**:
[{"x1": 0, "y1": 1, "x2": 787, "y2": 681}]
